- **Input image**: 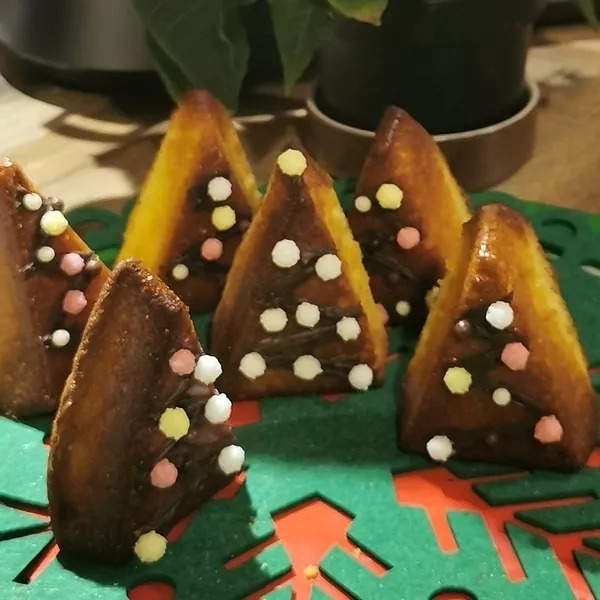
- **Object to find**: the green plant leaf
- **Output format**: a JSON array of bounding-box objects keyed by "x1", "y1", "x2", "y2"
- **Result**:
[
  {"x1": 146, "y1": 34, "x2": 192, "y2": 100},
  {"x1": 327, "y1": 0, "x2": 388, "y2": 24},
  {"x1": 268, "y1": 0, "x2": 332, "y2": 91},
  {"x1": 572, "y1": 0, "x2": 599, "y2": 26},
  {"x1": 133, "y1": 0, "x2": 252, "y2": 109}
]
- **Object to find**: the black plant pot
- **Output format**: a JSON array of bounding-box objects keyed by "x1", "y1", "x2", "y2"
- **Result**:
[{"x1": 317, "y1": 0, "x2": 545, "y2": 134}]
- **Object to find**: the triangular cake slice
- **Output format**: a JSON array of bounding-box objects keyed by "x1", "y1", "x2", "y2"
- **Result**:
[
  {"x1": 212, "y1": 148, "x2": 387, "y2": 398},
  {"x1": 117, "y1": 90, "x2": 261, "y2": 311},
  {"x1": 0, "y1": 160, "x2": 109, "y2": 417},
  {"x1": 401, "y1": 204, "x2": 597, "y2": 471},
  {"x1": 347, "y1": 107, "x2": 470, "y2": 326},
  {"x1": 48, "y1": 259, "x2": 244, "y2": 564}
]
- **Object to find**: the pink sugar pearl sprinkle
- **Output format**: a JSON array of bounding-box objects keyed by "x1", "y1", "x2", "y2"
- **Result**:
[
  {"x1": 396, "y1": 227, "x2": 420, "y2": 250},
  {"x1": 501, "y1": 342, "x2": 529, "y2": 371},
  {"x1": 62, "y1": 290, "x2": 88, "y2": 315},
  {"x1": 150, "y1": 459, "x2": 178, "y2": 488},
  {"x1": 201, "y1": 237, "x2": 223, "y2": 261},
  {"x1": 60, "y1": 253, "x2": 85, "y2": 276},
  {"x1": 534, "y1": 415, "x2": 563, "y2": 444},
  {"x1": 169, "y1": 349, "x2": 196, "y2": 375}
]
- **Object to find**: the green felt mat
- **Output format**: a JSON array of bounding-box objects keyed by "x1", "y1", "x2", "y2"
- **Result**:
[{"x1": 0, "y1": 185, "x2": 599, "y2": 600}]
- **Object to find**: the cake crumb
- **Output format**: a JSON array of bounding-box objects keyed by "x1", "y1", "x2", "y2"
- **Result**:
[
  {"x1": 353, "y1": 548, "x2": 362, "y2": 557},
  {"x1": 304, "y1": 565, "x2": 319, "y2": 580}
]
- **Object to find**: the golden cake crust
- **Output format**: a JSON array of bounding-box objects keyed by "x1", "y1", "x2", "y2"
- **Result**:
[{"x1": 401, "y1": 203, "x2": 597, "y2": 471}]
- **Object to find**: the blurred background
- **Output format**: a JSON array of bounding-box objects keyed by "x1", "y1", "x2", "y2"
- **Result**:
[{"x1": 0, "y1": 0, "x2": 598, "y2": 211}]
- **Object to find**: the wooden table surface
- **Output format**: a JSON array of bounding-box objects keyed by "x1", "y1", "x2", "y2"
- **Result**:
[{"x1": 0, "y1": 25, "x2": 599, "y2": 214}]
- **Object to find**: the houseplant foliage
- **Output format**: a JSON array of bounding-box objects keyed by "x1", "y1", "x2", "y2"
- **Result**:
[{"x1": 134, "y1": 0, "x2": 597, "y2": 110}]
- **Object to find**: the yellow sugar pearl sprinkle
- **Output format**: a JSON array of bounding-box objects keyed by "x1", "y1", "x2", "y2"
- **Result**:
[
  {"x1": 376, "y1": 183, "x2": 403, "y2": 210},
  {"x1": 158, "y1": 407, "x2": 190, "y2": 440},
  {"x1": 40, "y1": 211, "x2": 69, "y2": 236},
  {"x1": 134, "y1": 531, "x2": 167, "y2": 563},
  {"x1": 443, "y1": 367, "x2": 472, "y2": 395},
  {"x1": 211, "y1": 206, "x2": 236, "y2": 231},
  {"x1": 277, "y1": 149, "x2": 307, "y2": 176}
]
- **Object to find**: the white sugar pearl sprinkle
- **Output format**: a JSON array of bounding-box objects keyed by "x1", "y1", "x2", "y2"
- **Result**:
[
  {"x1": 295, "y1": 302, "x2": 320, "y2": 328},
  {"x1": 239, "y1": 352, "x2": 267, "y2": 380},
  {"x1": 171, "y1": 264, "x2": 189, "y2": 281},
  {"x1": 194, "y1": 354, "x2": 222, "y2": 384},
  {"x1": 207, "y1": 176, "x2": 232, "y2": 202},
  {"x1": 259, "y1": 308, "x2": 288, "y2": 333},
  {"x1": 1, "y1": 157, "x2": 12, "y2": 167},
  {"x1": 315, "y1": 254, "x2": 342, "y2": 281},
  {"x1": 336, "y1": 317, "x2": 361, "y2": 342},
  {"x1": 204, "y1": 393, "x2": 232, "y2": 424},
  {"x1": 22, "y1": 193, "x2": 43, "y2": 211},
  {"x1": 293, "y1": 355, "x2": 323, "y2": 381},
  {"x1": 36, "y1": 246, "x2": 55, "y2": 263},
  {"x1": 50, "y1": 329, "x2": 70, "y2": 348},
  {"x1": 354, "y1": 196, "x2": 372, "y2": 213},
  {"x1": 348, "y1": 364, "x2": 373, "y2": 391},
  {"x1": 485, "y1": 301, "x2": 514, "y2": 330},
  {"x1": 395, "y1": 301, "x2": 411, "y2": 317},
  {"x1": 492, "y1": 388, "x2": 511, "y2": 407},
  {"x1": 218, "y1": 445, "x2": 245, "y2": 475},
  {"x1": 40, "y1": 211, "x2": 68, "y2": 237},
  {"x1": 426, "y1": 435, "x2": 454, "y2": 462},
  {"x1": 272, "y1": 239, "x2": 300, "y2": 268}
]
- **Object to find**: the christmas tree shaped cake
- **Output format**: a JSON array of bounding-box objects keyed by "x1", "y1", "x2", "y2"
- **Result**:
[
  {"x1": 212, "y1": 148, "x2": 387, "y2": 399},
  {"x1": 401, "y1": 204, "x2": 597, "y2": 471},
  {"x1": 347, "y1": 107, "x2": 470, "y2": 325},
  {"x1": 48, "y1": 259, "x2": 244, "y2": 564},
  {"x1": 0, "y1": 160, "x2": 109, "y2": 418},
  {"x1": 117, "y1": 90, "x2": 261, "y2": 311}
]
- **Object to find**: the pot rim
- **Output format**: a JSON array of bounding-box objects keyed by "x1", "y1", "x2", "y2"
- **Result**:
[{"x1": 306, "y1": 80, "x2": 540, "y2": 142}]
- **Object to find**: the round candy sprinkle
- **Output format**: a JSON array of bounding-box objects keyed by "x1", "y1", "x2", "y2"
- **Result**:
[
  {"x1": 501, "y1": 342, "x2": 529, "y2": 371},
  {"x1": 296, "y1": 302, "x2": 320, "y2": 328},
  {"x1": 207, "y1": 176, "x2": 232, "y2": 202},
  {"x1": 260, "y1": 308, "x2": 288, "y2": 333},
  {"x1": 348, "y1": 364, "x2": 374, "y2": 391},
  {"x1": 277, "y1": 149, "x2": 307, "y2": 176},
  {"x1": 194, "y1": 354, "x2": 222, "y2": 384},
  {"x1": 376, "y1": 183, "x2": 403, "y2": 210},
  {"x1": 62, "y1": 290, "x2": 87, "y2": 315},
  {"x1": 134, "y1": 531, "x2": 167, "y2": 563},
  {"x1": 239, "y1": 352, "x2": 267, "y2": 380},
  {"x1": 486, "y1": 432, "x2": 499, "y2": 446},
  {"x1": 454, "y1": 319, "x2": 472, "y2": 337},
  {"x1": 426, "y1": 435, "x2": 454, "y2": 462},
  {"x1": 218, "y1": 445, "x2": 245, "y2": 475},
  {"x1": 169, "y1": 349, "x2": 196, "y2": 376},
  {"x1": 293, "y1": 355, "x2": 323, "y2": 381},
  {"x1": 272, "y1": 239, "x2": 300, "y2": 268},
  {"x1": 150, "y1": 459, "x2": 178, "y2": 489},
  {"x1": 354, "y1": 196, "x2": 372, "y2": 213},
  {"x1": 201, "y1": 238, "x2": 223, "y2": 261},
  {"x1": 336, "y1": 317, "x2": 361, "y2": 342},
  {"x1": 22, "y1": 193, "x2": 43, "y2": 212},
  {"x1": 204, "y1": 393, "x2": 232, "y2": 424},
  {"x1": 159, "y1": 407, "x2": 190, "y2": 440},
  {"x1": 50, "y1": 329, "x2": 70, "y2": 348},
  {"x1": 377, "y1": 303, "x2": 389, "y2": 325},
  {"x1": 492, "y1": 388, "x2": 511, "y2": 407},
  {"x1": 171, "y1": 263, "x2": 189, "y2": 281},
  {"x1": 443, "y1": 367, "x2": 472, "y2": 395},
  {"x1": 60, "y1": 253, "x2": 85, "y2": 276},
  {"x1": 315, "y1": 254, "x2": 342, "y2": 281},
  {"x1": 396, "y1": 227, "x2": 420, "y2": 249},
  {"x1": 485, "y1": 301, "x2": 514, "y2": 330},
  {"x1": 534, "y1": 415, "x2": 563, "y2": 444},
  {"x1": 1, "y1": 157, "x2": 12, "y2": 167},
  {"x1": 395, "y1": 301, "x2": 411, "y2": 317},
  {"x1": 36, "y1": 246, "x2": 55, "y2": 264},
  {"x1": 40, "y1": 211, "x2": 68, "y2": 237},
  {"x1": 211, "y1": 206, "x2": 236, "y2": 231}
]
